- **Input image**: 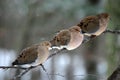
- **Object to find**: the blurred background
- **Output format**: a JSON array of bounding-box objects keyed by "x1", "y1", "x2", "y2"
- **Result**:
[{"x1": 0, "y1": 0, "x2": 120, "y2": 80}]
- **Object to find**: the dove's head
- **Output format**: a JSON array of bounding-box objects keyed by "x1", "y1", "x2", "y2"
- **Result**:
[{"x1": 97, "y1": 13, "x2": 110, "y2": 21}]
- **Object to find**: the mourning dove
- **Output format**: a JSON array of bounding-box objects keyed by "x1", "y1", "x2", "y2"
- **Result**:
[
  {"x1": 50, "y1": 26, "x2": 84, "y2": 50},
  {"x1": 77, "y1": 13, "x2": 109, "y2": 38},
  {"x1": 12, "y1": 41, "x2": 51, "y2": 66}
]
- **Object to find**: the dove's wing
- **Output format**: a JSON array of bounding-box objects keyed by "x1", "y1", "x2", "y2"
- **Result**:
[
  {"x1": 51, "y1": 29, "x2": 71, "y2": 46},
  {"x1": 12, "y1": 45, "x2": 38, "y2": 65},
  {"x1": 78, "y1": 16, "x2": 99, "y2": 34}
]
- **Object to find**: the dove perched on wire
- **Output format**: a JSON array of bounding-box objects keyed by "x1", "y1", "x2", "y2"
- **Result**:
[
  {"x1": 50, "y1": 26, "x2": 84, "y2": 50},
  {"x1": 77, "y1": 13, "x2": 110, "y2": 38},
  {"x1": 12, "y1": 41, "x2": 51, "y2": 66}
]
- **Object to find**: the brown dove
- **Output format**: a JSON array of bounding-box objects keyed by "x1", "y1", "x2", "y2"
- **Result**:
[
  {"x1": 77, "y1": 13, "x2": 109, "y2": 38},
  {"x1": 50, "y1": 26, "x2": 84, "y2": 50},
  {"x1": 12, "y1": 41, "x2": 51, "y2": 66}
]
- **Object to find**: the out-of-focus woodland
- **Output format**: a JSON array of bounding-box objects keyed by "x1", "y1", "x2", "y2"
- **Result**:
[{"x1": 0, "y1": 0, "x2": 120, "y2": 80}]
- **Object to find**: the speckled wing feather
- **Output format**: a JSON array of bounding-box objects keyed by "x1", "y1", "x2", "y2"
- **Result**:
[
  {"x1": 51, "y1": 29, "x2": 71, "y2": 46},
  {"x1": 12, "y1": 45, "x2": 38, "y2": 65},
  {"x1": 78, "y1": 16, "x2": 99, "y2": 34}
]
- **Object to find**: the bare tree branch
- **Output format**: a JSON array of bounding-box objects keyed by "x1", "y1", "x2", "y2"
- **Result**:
[
  {"x1": 12, "y1": 64, "x2": 48, "y2": 80},
  {"x1": 104, "y1": 29, "x2": 120, "y2": 34},
  {"x1": 48, "y1": 48, "x2": 67, "y2": 59},
  {"x1": 0, "y1": 66, "x2": 27, "y2": 70},
  {"x1": 16, "y1": 66, "x2": 36, "y2": 78},
  {"x1": 107, "y1": 65, "x2": 120, "y2": 80},
  {"x1": 40, "y1": 64, "x2": 51, "y2": 80}
]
